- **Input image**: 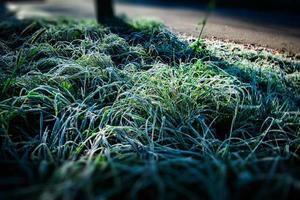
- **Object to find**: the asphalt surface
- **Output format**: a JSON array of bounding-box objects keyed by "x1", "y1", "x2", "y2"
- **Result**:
[{"x1": 7, "y1": 0, "x2": 300, "y2": 53}]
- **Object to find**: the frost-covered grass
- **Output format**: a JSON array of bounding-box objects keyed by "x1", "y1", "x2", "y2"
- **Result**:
[{"x1": 0, "y1": 16, "x2": 299, "y2": 200}]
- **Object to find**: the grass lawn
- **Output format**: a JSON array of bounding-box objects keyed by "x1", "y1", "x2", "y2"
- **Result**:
[{"x1": 0, "y1": 16, "x2": 299, "y2": 199}]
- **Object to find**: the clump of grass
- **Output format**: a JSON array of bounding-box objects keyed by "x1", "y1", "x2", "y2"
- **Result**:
[{"x1": 0, "y1": 16, "x2": 299, "y2": 200}]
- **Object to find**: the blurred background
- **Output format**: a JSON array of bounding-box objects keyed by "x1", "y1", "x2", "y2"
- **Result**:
[
  {"x1": 118, "y1": 0, "x2": 300, "y2": 10},
  {"x1": 2, "y1": 0, "x2": 300, "y2": 53}
]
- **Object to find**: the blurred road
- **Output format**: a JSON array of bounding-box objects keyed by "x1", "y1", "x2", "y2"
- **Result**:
[{"x1": 7, "y1": 0, "x2": 300, "y2": 53}]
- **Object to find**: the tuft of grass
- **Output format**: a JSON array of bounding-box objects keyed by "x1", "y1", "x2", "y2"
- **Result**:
[{"x1": 0, "y1": 16, "x2": 299, "y2": 200}]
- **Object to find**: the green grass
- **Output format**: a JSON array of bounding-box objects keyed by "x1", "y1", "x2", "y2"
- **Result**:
[{"x1": 0, "y1": 16, "x2": 299, "y2": 200}]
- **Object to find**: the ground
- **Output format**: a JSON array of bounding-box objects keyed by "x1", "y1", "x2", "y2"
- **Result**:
[{"x1": 0, "y1": 13, "x2": 299, "y2": 199}]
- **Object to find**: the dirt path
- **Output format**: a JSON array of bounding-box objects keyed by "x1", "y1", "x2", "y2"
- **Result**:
[{"x1": 7, "y1": 0, "x2": 300, "y2": 54}]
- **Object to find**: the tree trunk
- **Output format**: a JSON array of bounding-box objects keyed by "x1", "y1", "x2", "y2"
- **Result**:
[{"x1": 95, "y1": 0, "x2": 114, "y2": 23}]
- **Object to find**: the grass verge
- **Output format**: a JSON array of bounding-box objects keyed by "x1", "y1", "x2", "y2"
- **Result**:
[{"x1": 0, "y1": 16, "x2": 299, "y2": 200}]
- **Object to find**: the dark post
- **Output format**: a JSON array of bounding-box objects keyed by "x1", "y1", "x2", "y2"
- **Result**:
[{"x1": 95, "y1": 0, "x2": 114, "y2": 23}]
